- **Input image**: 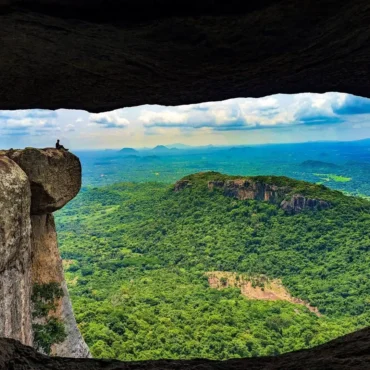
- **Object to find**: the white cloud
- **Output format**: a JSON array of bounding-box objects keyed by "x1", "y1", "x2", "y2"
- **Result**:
[
  {"x1": 66, "y1": 124, "x2": 75, "y2": 132},
  {"x1": 0, "y1": 109, "x2": 58, "y2": 137},
  {"x1": 89, "y1": 110, "x2": 130, "y2": 129},
  {"x1": 137, "y1": 92, "x2": 367, "y2": 132},
  {"x1": 2, "y1": 92, "x2": 370, "y2": 149}
]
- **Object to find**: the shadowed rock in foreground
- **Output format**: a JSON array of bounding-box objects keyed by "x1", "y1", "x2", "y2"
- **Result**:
[{"x1": 0, "y1": 326, "x2": 369, "y2": 369}]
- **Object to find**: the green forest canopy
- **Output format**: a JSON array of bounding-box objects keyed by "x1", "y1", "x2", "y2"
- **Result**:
[{"x1": 56, "y1": 172, "x2": 370, "y2": 360}]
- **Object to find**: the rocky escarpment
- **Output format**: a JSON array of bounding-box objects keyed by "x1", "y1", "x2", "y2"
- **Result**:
[
  {"x1": 280, "y1": 194, "x2": 331, "y2": 215},
  {"x1": 175, "y1": 174, "x2": 331, "y2": 214},
  {"x1": 174, "y1": 180, "x2": 192, "y2": 192},
  {"x1": 0, "y1": 148, "x2": 89, "y2": 357},
  {"x1": 207, "y1": 179, "x2": 330, "y2": 214}
]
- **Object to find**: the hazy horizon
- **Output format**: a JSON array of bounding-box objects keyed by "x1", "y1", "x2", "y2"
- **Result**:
[
  {"x1": 2, "y1": 92, "x2": 370, "y2": 150},
  {"x1": 65, "y1": 135, "x2": 370, "y2": 152}
]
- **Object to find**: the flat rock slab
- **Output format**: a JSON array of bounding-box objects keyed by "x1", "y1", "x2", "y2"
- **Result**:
[{"x1": 5, "y1": 148, "x2": 81, "y2": 214}]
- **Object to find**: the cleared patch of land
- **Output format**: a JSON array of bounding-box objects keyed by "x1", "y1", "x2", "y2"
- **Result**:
[
  {"x1": 206, "y1": 272, "x2": 321, "y2": 316},
  {"x1": 313, "y1": 173, "x2": 351, "y2": 182}
]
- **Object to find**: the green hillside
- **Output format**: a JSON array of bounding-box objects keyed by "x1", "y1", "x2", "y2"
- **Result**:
[{"x1": 56, "y1": 172, "x2": 370, "y2": 360}]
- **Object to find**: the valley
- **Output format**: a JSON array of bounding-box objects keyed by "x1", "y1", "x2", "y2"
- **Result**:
[{"x1": 55, "y1": 146, "x2": 370, "y2": 360}]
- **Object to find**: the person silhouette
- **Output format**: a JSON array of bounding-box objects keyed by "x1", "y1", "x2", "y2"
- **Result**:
[{"x1": 56, "y1": 139, "x2": 68, "y2": 151}]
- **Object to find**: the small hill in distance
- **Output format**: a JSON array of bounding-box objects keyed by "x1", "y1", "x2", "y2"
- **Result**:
[
  {"x1": 152, "y1": 145, "x2": 170, "y2": 152},
  {"x1": 119, "y1": 148, "x2": 138, "y2": 155}
]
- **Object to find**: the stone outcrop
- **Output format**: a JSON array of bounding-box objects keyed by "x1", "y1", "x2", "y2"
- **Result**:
[
  {"x1": 281, "y1": 194, "x2": 331, "y2": 215},
  {"x1": 6, "y1": 148, "x2": 81, "y2": 214},
  {"x1": 0, "y1": 325, "x2": 369, "y2": 369},
  {"x1": 174, "y1": 180, "x2": 192, "y2": 192},
  {"x1": 208, "y1": 179, "x2": 288, "y2": 202},
  {"x1": 0, "y1": 149, "x2": 89, "y2": 357},
  {"x1": 207, "y1": 179, "x2": 330, "y2": 214},
  {"x1": 0, "y1": 156, "x2": 32, "y2": 346}
]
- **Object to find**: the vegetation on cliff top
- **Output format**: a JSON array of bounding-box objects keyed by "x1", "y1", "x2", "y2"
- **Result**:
[
  {"x1": 56, "y1": 172, "x2": 370, "y2": 360},
  {"x1": 180, "y1": 171, "x2": 350, "y2": 204}
]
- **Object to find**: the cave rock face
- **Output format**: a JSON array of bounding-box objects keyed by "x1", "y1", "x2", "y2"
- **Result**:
[
  {"x1": 0, "y1": 150, "x2": 89, "y2": 358},
  {"x1": 6, "y1": 148, "x2": 82, "y2": 214},
  {"x1": 0, "y1": 156, "x2": 32, "y2": 346}
]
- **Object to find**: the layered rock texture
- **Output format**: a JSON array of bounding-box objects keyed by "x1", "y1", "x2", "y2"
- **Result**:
[
  {"x1": 207, "y1": 178, "x2": 331, "y2": 214},
  {"x1": 0, "y1": 148, "x2": 89, "y2": 357}
]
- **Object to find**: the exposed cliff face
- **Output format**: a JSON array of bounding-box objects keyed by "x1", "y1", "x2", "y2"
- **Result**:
[
  {"x1": 281, "y1": 194, "x2": 331, "y2": 215},
  {"x1": 207, "y1": 179, "x2": 330, "y2": 214},
  {"x1": 174, "y1": 180, "x2": 192, "y2": 192},
  {"x1": 31, "y1": 214, "x2": 90, "y2": 357},
  {"x1": 208, "y1": 179, "x2": 288, "y2": 202},
  {"x1": 0, "y1": 156, "x2": 32, "y2": 346},
  {"x1": 0, "y1": 149, "x2": 89, "y2": 357}
]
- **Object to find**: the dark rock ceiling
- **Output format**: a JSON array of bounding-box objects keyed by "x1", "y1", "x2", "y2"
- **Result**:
[
  {"x1": 1, "y1": 0, "x2": 370, "y2": 112},
  {"x1": 1, "y1": 327, "x2": 369, "y2": 369}
]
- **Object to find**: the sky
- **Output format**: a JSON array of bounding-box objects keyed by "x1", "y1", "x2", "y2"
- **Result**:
[{"x1": 2, "y1": 92, "x2": 370, "y2": 150}]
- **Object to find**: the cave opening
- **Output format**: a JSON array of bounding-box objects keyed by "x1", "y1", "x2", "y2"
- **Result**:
[{"x1": 1, "y1": 92, "x2": 370, "y2": 363}]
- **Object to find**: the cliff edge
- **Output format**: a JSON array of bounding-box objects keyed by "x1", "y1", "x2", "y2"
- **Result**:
[
  {"x1": 0, "y1": 148, "x2": 89, "y2": 357},
  {"x1": 175, "y1": 172, "x2": 332, "y2": 214}
]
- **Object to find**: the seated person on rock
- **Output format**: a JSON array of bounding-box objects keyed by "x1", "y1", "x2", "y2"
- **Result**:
[{"x1": 55, "y1": 139, "x2": 68, "y2": 151}]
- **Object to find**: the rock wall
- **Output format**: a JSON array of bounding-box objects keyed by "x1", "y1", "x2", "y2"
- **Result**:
[
  {"x1": 207, "y1": 179, "x2": 330, "y2": 214},
  {"x1": 0, "y1": 156, "x2": 32, "y2": 346},
  {"x1": 31, "y1": 214, "x2": 90, "y2": 357},
  {"x1": 280, "y1": 194, "x2": 331, "y2": 215},
  {"x1": 0, "y1": 148, "x2": 89, "y2": 357},
  {"x1": 208, "y1": 179, "x2": 288, "y2": 202}
]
